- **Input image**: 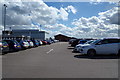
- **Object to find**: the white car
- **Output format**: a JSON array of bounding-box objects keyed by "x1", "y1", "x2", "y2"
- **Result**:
[
  {"x1": 73, "y1": 40, "x2": 94, "y2": 52},
  {"x1": 23, "y1": 41, "x2": 30, "y2": 48},
  {"x1": 27, "y1": 40, "x2": 34, "y2": 47},
  {"x1": 79, "y1": 38, "x2": 120, "y2": 57},
  {"x1": 39, "y1": 40, "x2": 43, "y2": 45}
]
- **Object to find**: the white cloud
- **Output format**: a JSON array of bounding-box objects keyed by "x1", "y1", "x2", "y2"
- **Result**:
[
  {"x1": 65, "y1": 5, "x2": 77, "y2": 14},
  {"x1": 0, "y1": 25, "x2": 3, "y2": 30},
  {"x1": 71, "y1": 7, "x2": 119, "y2": 38},
  {"x1": 0, "y1": 25, "x2": 3, "y2": 35},
  {"x1": 98, "y1": 7, "x2": 120, "y2": 25},
  {"x1": 2, "y1": 1, "x2": 73, "y2": 29},
  {"x1": 90, "y1": 0, "x2": 102, "y2": 5},
  {"x1": 0, "y1": 1, "x2": 119, "y2": 38},
  {"x1": 90, "y1": 0, "x2": 119, "y2": 5},
  {"x1": 42, "y1": 23, "x2": 75, "y2": 37},
  {"x1": 59, "y1": 7, "x2": 69, "y2": 20}
]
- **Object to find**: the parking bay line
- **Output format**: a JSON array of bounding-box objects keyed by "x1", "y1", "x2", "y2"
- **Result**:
[{"x1": 46, "y1": 49, "x2": 53, "y2": 54}]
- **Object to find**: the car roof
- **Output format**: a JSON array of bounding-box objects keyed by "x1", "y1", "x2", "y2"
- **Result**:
[{"x1": 102, "y1": 37, "x2": 120, "y2": 39}]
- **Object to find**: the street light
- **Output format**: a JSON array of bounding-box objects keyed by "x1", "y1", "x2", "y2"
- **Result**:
[
  {"x1": 3, "y1": 4, "x2": 7, "y2": 31},
  {"x1": 39, "y1": 24, "x2": 42, "y2": 31}
]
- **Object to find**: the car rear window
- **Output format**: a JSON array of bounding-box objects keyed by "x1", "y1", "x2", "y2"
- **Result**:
[
  {"x1": 13, "y1": 40, "x2": 19, "y2": 45},
  {"x1": 2, "y1": 41, "x2": 8, "y2": 46}
]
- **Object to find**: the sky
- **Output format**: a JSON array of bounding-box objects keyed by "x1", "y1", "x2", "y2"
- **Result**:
[
  {"x1": 0, "y1": 0, "x2": 120, "y2": 38},
  {"x1": 45, "y1": 2, "x2": 117, "y2": 27}
]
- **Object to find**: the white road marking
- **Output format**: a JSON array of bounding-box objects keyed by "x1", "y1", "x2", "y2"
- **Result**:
[{"x1": 46, "y1": 49, "x2": 53, "y2": 54}]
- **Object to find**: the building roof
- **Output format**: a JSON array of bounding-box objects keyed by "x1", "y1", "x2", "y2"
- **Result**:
[
  {"x1": 11, "y1": 29, "x2": 49, "y2": 34},
  {"x1": 54, "y1": 34, "x2": 70, "y2": 38}
]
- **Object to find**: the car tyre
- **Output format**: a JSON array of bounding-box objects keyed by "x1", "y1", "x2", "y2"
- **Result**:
[
  {"x1": 118, "y1": 49, "x2": 120, "y2": 56},
  {"x1": 2, "y1": 52, "x2": 7, "y2": 55},
  {"x1": 87, "y1": 49, "x2": 96, "y2": 58}
]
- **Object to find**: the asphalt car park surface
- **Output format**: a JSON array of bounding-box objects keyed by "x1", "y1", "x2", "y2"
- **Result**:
[{"x1": 2, "y1": 42, "x2": 118, "y2": 78}]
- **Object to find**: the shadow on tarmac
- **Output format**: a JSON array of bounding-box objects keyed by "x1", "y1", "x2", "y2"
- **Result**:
[
  {"x1": 67, "y1": 47, "x2": 74, "y2": 49},
  {"x1": 74, "y1": 54, "x2": 120, "y2": 59}
]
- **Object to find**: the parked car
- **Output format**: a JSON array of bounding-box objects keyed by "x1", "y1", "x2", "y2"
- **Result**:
[
  {"x1": 31, "y1": 39, "x2": 39, "y2": 47},
  {"x1": 53, "y1": 40, "x2": 59, "y2": 43},
  {"x1": 78, "y1": 40, "x2": 88, "y2": 44},
  {"x1": 17, "y1": 39, "x2": 29, "y2": 49},
  {"x1": 71, "y1": 39, "x2": 81, "y2": 47},
  {"x1": 79, "y1": 38, "x2": 120, "y2": 57},
  {"x1": 39, "y1": 40, "x2": 43, "y2": 45},
  {"x1": 36, "y1": 40, "x2": 42, "y2": 46},
  {"x1": 73, "y1": 40, "x2": 95, "y2": 52},
  {"x1": 4, "y1": 40, "x2": 21, "y2": 52},
  {"x1": 69, "y1": 39, "x2": 76, "y2": 44},
  {"x1": 42, "y1": 41, "x2": 47, "y2": 45},
  {"x1": 26, "y1": 40, "x2": 34, "y2": 48},
  {"x1": 0, "y1": 40, "x2": 9, "y2": 54},
  {"x1": 46, "y1": 40, "x2": 52, "y2": 45},
  {"x1": 0, "y1": 41, "x2": 2, "y2": 54}
]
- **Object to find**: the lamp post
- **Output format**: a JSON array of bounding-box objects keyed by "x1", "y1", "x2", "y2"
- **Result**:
[
  {"x1": 3, "y1": 4, "x2": 7, "y2": 31},
  {"x1": 39, "y1": 24, "x2": 42, "y2": 31}
]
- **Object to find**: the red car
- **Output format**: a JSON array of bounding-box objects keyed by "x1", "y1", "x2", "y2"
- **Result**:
[{"x1": 42, "y1": 41, "x2": 47, "y2": 45}]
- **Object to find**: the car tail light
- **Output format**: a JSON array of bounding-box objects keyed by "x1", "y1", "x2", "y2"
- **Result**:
[
  {"x1": 0, "y1": 45, "x2": 2, "y2": 47},
  {"x1": 22, "y1": 43, "x2": 25, "y2": 45},
  {"x1": 0, "y1": 43, "x2": 2, "y2": 47}
]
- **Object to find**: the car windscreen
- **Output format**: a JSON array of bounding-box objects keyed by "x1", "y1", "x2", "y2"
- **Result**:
[
  {"x1": 13, "y1": 40, "x2": 20, "y2": 45},
  {"x1": 2, "y1": 41, "x2": 8, "y2": 46},
  {"x1": 85, "y1": 40, "x2": 94, "y2": 44},
  {"x1": 91, "y1": 39, "x2": 102, "y2": 44}
]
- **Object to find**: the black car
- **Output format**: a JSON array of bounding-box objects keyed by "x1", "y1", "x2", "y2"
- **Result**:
[
  {"x1": 4, "y1": 40, "x2": 21, "y2": 52},
  {"x1": 71, "y1": 39, "x2": 81, "y2": 47},
  {"x1": 69, "y1": 39, "x2": 76, "y2": 44},
  {"x1": 78, "y1": 40, "x2": 88, "y2": 44}
]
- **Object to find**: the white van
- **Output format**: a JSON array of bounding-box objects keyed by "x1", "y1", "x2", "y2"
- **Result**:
[{"x1": 79, "y1": 38, "x2": 120, "y2": 57}]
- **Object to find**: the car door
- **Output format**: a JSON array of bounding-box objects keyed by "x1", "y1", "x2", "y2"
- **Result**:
[
  {"x1": 95, "y1": 39, "x2": 111, "y2": 54},
  {"x1": 107, "y1": 39, "x2": 119, "y2": 54}
]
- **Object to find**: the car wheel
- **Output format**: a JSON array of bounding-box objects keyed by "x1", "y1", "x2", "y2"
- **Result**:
[
  {"x1": 2, "y1": 52, "x2": 7, "y2": 55},
  {"x1": 87, "y1": 49, "x2": 96, "y2": 57}
]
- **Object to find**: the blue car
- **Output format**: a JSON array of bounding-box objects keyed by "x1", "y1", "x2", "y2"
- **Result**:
[
  {"x1": 0, "y1": 40, "x2": 9, "y2": 54},
  {"x1": 16, "y1": 39, "x2": 29, "y2": 49},
  {"x1": 4, "y1": 40, "x2": 21, "y2": 52},
  {"x1": 31, "y1": 39, "x2": 39, "y2": 47},
  {"x1": 45, "y1": 40, "x2": 52, "y2": 45}
]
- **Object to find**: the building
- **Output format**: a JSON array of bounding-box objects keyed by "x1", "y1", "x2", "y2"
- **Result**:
[
  {"x1": 2, "y1": 30, "x2": 49, "y2": 40},
  {"x1": 54, "y1": 34, "x2": 72, "y2": 42}
]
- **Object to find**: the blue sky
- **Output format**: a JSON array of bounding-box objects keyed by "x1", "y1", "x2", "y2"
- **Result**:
[
  {"x1": 3, "y1": 1, "x2": 119, "y2": 38},
  {"x1": 45, "y1": 2, "x2": 117, "y2": 27}
]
